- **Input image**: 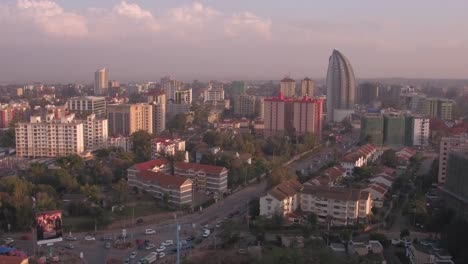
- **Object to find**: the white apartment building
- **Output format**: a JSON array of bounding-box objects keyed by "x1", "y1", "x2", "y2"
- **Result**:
[
  {"x1": 66, "y1": 96, "x2": 107, "y2": 118},
  {"x1": 83, "y1": 114, "x2": 108, "y2": 151},
  {"x1": 438, "y1": 134, "x2": 468, "y2": 183},
  {"x1": 151, "y1": 138, "x2": 186, "y2": 159},
  {"x1": 15, "y1": 114, "x2": 85, "y2": 158},
  {"x1": 410, "y1": 116, "x2": 430, "y2": 147},
  {"x1": 107, "y1": 136, "x2": 132, "y2": 152},
  {"x1": 301, "y1": 186, "x2": 372, "y2": 226},
  {"x1": 175, "y1": 89, "x2": 192, "y2": 104},
  {"x1": 204, "y1": 87, "x2": 225, "y2": 102},
  {"x1": 259, "y1": 179, "x2": 303, "y2": 217}
]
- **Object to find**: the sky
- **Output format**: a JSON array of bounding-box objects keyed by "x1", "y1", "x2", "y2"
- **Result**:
[{"x1": 1, "y1": 0, "x2": 468, "y2": 83}]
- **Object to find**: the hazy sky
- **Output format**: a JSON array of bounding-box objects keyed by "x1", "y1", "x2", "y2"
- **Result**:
[{"x1": 1, "y1": 0, "x2": 468, "y2": 83}]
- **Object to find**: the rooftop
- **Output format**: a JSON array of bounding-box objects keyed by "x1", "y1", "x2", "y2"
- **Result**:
[
  {"x1": 136, "y1": 170, "x2": 190, "y2": 189},
  {"x1": 268, "y1": 179, "x2": 303, "y2": 201},
  {"x1": 302, "y1": 186, "x2": 370, "y2": 201},
  {"x1": 175, "y1": 161, "x2": 226, "y2": 175}
]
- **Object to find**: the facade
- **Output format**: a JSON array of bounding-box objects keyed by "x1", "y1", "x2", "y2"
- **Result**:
[
  {"x1": 292, "y1": 96, "x2": 323, "y2": 137},
  {"x1": 107, "y1": 103, "x2": 153, "y2": 136},
  {"x1": 174, "y1": 162, "x2": 228, "y2": 193},
  {"x1": 280, "y1": 77, "x2": 296, "y2": 98},
  {"x1": 15, "y1": 114, "x2": 84, "y2": 158},
  {"x1": 0, "y1": 103, "x2": 31, "y2": 128},
  {"x1": 363, "y1": 183, "x2": 388, "y2": 208},
  {"x1": 127, "y1": 161, "x2": 192, "y2": 206},
  {"x1": 326, "y1": 49, "x2": 356, "y2": 122},
  {"x1": 263, "y1": 92, "x2": 293, "y2": 138},
  {"x1": 151, "y1": 138, "x2": 186, "y2": 159},
  {"x1": 301, "y1": 78, "x2": 314, "y2": 97},
  {"x1": 82, "y1": 114, "x2": 108, "y2": 151},
  {"x1": 174, "y1": 89, "x2": 192, "y2": 104},
  {"x1": 204, "y1": 86, "x2": 225, "y2": 102},
  {"x1": 360, "y1": 113, "x2": 384, "y2": 146},
  {"x1": 107, "y1": 135, "x2": 132, "y2": 152},
  {"x1": 304, "y1": 166, "x2": 346, "y2": 187},
  {"x1": 94, "y1": 68, "x2": 108, "y2": 96},
  {"x1": 161, "y1": 76, "x2": 183, "y2": 101},
  {"x1": 166, "y1": 102, "x2": 191, "y2": 119},
  {"x1": 66, "y1": 96, "x2": 107, "y2": 118},
  {"x1": 383, "y1": 113, "x2": 406, "y2": 147},
  {"x1": 444, "y1": 151, "x2": 468, "y2": 202},
  {"x1": 147, "y1": 92, "x2": 166, "y2": 135},
  {"x1": 424, "y1": 97, "x2": 455, "y2": 121},
  {"x1": 357, "y1": 83, "x2": 379, "y2": 105},
  {"x1": 301, "y1": 186, "x2": 372, "y2": 226},
  {"x1": 438, "y1": 134, "x2": 468, "y2": 183},
  {"x1": 259, "y1": 179, "x2": 303, "y2": 217},
  {"x1": 340, "y1": 144, "x2": 377, "y2": 175},
  {"x1": 233, "y1": 94, "x2": 263, "y2": 118},
  {"x1": 407, "y1": 116, "x2": 430, "y2": 147}
]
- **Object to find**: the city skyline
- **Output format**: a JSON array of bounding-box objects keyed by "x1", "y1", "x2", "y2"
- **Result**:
[{"x1": 1, "y1": 0, "x2": 468, "y2": 83}]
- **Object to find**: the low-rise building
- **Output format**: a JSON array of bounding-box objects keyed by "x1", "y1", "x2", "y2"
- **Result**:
[
  {"x1": 174, "y1": 161, "x2": 228, "y2": 193},
  {"x1": 340, "y1": 144, "x2": 377, "y2": 175},
  {"x1": 369, "y1": 174, "x2": 395, "y2": 188},
  {"x1": 259, "y1": 179, "x2": 303, "y2": 217},
  {"x1": 151, "y1": 137, "x2": 185, "y2": 159},
  {"x1": 304, "y1": 166, "x2": 346, "y2": 187},
  {"x1": 107, "y1": 135, "x2": 133, "y2": 152},
  {"x1": 363, "y1": 183, "x2": 388, "y2": 208},
  {"x1": 300, "y1": 186, "x2": 372, "y2": 226}
]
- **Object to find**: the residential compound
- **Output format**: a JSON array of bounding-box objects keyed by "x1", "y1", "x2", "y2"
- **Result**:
[
  {"x1": 107, "y1": 103, "x2": 153, "y2": 136},
  {"x1": 438, "y1": 134, "x2": 468, "y2": 184},
  {"x1": 66, "y1": 96, "x2": 106, "y2": 118},
  {"x1": 151, "y1": 137, "x2": 186, "y2": 159},
  {"x1": 128, "y1": 159, "x2": 228, "y2": 194},
  {"x1": 0, "y1": 102, "x2": 31, "y2": 128},
  {"x1": 263, "y1": 92, "x2": 323, "y2": 138},
  {"x1": 16, "y1": 114, "x2": 86, "y2": 158},
  {"x1": 259, "y1": 179, "x2": 303, "y2": 217},
  {"x1": 127, "y1": 159, "x2": 193, "y2": 206},
  {"x1": 340, "y1": 144, "x2": 378, "y2": 175}
]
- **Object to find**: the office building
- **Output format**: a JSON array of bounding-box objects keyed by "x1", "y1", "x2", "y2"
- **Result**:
[
  {"x1": 301, "y1": 78, "x2": 314, "y2": 97},
  {"x1": 301, "y1": 186, "x2": 372, "y2": 226},
  {"x1": 83, "y1": 114, "x2": 108, "y2": 151},
  {"x1": 161, "y1": 76, "x2": 183, "y2": 101},
  {"x1": 383, "y1": 112, "x2": 406, "y2": 147},
  {"x1": 66, "y1": 96, "x2": 107, "y2": 118},
  {"x1": 326, "y1": 49, "x2": 356, "y2": 122},
  {"x1": 107, "y1": 103, "x2": 153, "y2": 136},
  {"x1": 357, "y1": 83, "x2": 379, "y2": 105},
  {"x1": 15, "y1": 114, "x2": 84, "y2": 158},
  {"x1": 175, "y1": 89, "x2": 192, "y2": 104},
  {"x1": 233, "y1": 94, "x2": 264, "y2": 118},
  {"x1": 166, "y1": 102, "x2": 192, "y2": 120},
  {"x1": 204, "y1": 86, "x2": 225, "y2": 102},
  {"x1": 292, "y1": 95, "x2": 323, "y2": 137},
  {"x1": 438, "y1": 134, "x2": 468, "y2": 183},
  {"x1": 406, "y1": 116, "x2": 429, "y2": 147},
  {"x1": 360, "y1": 113, "x2": 384, "y2": 146},
  {"x1": 146, "y1": 91, "x2": 166, "y2": 135},
  {"x1": 94, "y1": 68, "x2": 108, "y2": 96},
  {"x1": 280, "y1": 77, "x2": 296, "y2": 98},
  {"x1": 230, "y1": 81, "x2": 247, "y2": 94},
  {"x1": 424, "y1": 97, "x2": 455, "y2": 121}
]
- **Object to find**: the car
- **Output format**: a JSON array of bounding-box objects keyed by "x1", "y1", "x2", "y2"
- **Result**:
[
  {"x1": 3, "y1": 238, "x2": 14, "y2": 245},
  {"x1": 145, "y1": 244, "x2": 155, "y2": 250},
  {"x1": 202, "y1": 229, "x2": 211, "y2": 238},
  {"x1": 65, "y1": 244, "x2": 74, "y2": 249},
  {"x1": 124, "y1": 258, "x2": 130, "y2": 264},
  {"x1": 105, "y1": 242, "x2": 111, "y2": 249},
  {"x1": 238, "y1": 249, "x2": 247, "y2": 254},
  {"x1": 130, "y1": 252, "x2": 137, "y2": 259},
  {"x1": 84, "y1": 236, "x2": 95, "y2": 241},
  {"x1": 158, "y1": 252, "x2": 166, "y2": 259},
  {"x1": 161, "y1": 240, "x2": 173, "y2": 246},
  {"x1": 203, "y1": 224, "x2": 209, "y2": 229},
  {"x1": 65, "y1": 236, "x2": 77, "y2": 241},
  {"x1": 156, "y1": 245, "x2": 166, "y2": 252},
  {"x1": 145, "y1": 228, "x2": 156, "y2": 235}
]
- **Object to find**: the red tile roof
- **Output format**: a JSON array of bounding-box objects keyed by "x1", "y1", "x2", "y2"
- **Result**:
[
  {"x1": 302, "y1": 186, "x2": 370, "y2": 201},
  {"x1": 368, "y1": 184, "x2": 387, "y2": 195},
  {"x1": 174, "y1": 162, "x2": 226, "y2": 175},
  {"x1": 342, "y1": 152, "x2": 363, "y2": 163},
  {"x1": 136, "y1": 170, "x2": 190, "y2": 188},
  {"x1": 134, "y1": 159, "x2": 169, "y2": 171},
  {"x1": 268, "y1": 179, "x2": 303, "y2": 201},
  {"x1": 0, "y1": 256, "x2": 27, "y2": 264}
]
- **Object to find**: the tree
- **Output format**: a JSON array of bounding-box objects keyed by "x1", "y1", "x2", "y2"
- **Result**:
[
  {"x1": 131, "y1": 130, "x2": 152, "y2": 163},
  {"x1": 56, "y1": 154, "x2": 84, "y2": 174},
  {"x1": 80, "y1": 184, "x2": 102, "y2": 204},
  {"x1": 36, "y1": 192, "x2": 57, "y2": 211},
  {"x1": 369, "y1": 233, "x2": 390, "y2": 248},
  {"x1": 167, "y1": 114, "x2": 187, "y2": 131},
  {"x1": 381, "y1": 149, "x2": 398, "y2": 167},
  {"x1": 400, "y1": 228, "x2": 410, "y2": 239},
  {"x1": 114, "y1": 179, "x2": 128, "y2": 204}
]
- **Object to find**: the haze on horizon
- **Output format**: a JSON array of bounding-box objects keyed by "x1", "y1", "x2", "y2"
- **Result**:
[{"x1": 1, "y1": 0, "x2": 468, "y2": 83}]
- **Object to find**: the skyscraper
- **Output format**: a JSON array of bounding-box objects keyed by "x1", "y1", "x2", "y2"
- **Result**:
[
  {"x1": 280, "y1": 77, "x2": 296, "y2": 98},
  {"x1": 326, "y1": 49, "x2": 356, "y2": 122},
  {"x1": 301, "y1": 78, "x2": 314, "y2": 97},
  {"x1": 94, "y1": 68, "x2": 109, "y2": 96}
]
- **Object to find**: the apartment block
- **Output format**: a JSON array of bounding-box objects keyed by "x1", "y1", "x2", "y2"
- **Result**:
[
  {"x1": 383, "y1": 112, "x2": 406, "y2": 147},
  {"x1": 438, "y1": 134, "x2": 468, "y2": 183},
  {"x1": 15, "y1": 114, "x2": 84, "y2": 158},
  {"x1": 107, "y1": 135, "x2": 132, "y2": 152},
  {"x1": 280, "y1": 77, "x2": 296, "y2": 98},
  {"x1": 83, "y1": 114, "x2": 108, "y2": 151},
  {"x1": 264, "y1": 92, "x2": 293, "y2": 138},
  {"x1": 204, "y1": 86, "x2": 225, "y2": 102},
  {"x1": 174, "y1": 162, "x2": 228, "y2": 193},
  {"x1": 151, "y1": 137, "x2": 186, "y2": 159},
  {"x1": 300, "y1": 78, "x2": 314, "y2": 97},
  {"x1": 107, "y1": 103, "x2": 153, "y2": 136},
  {"x1": 292, "y1": 96, "x2": 323, "y2": 137},
  {"x1": 66, "y1": 96, "x2": 107, "y2": 118},
  {"x1": 406, "y1": 116, "x2": 429, "y2": 147},
  {"x1": 233, "y1": 94, "x2": 264, "y2": 118},
  {"x1": 0, "y1": 103, "x2": 31, "y2": 128},
  {"x1": 424, "y1": 97, "x2": 455, "y2": 121},
  {"x1": 259, "y1": 179, "x2": 303, "y2": 217}
]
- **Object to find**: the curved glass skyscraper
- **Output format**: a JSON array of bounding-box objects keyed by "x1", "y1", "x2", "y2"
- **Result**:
[{"x1": 326, "y1": 49, "x2": 356, "y2": 122}]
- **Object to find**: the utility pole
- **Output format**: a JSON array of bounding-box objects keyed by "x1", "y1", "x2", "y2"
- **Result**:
[{"x1": 175, "y1": 214, "x2": 180, "y2": 264}]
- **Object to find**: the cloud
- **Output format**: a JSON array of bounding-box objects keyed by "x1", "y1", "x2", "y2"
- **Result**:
[
  {"x1": 113, "y1": 1, "x2": 160, "y2": 32},
  {"x1": 225, "y1": 11, "x2": 272, "y2": 40},
  {"x1": 15, "y1": 0, "x2": 88, "y2": 37}
]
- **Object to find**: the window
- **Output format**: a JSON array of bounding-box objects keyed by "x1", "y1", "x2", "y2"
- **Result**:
[{"x1": 267, "y1": 206, "x2": 271, "y2": 211}]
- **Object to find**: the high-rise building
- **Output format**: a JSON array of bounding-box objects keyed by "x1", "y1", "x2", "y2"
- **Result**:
[
  {"x1": 383, "y1": 113, "x2": 406, "y2": 147},
  {"x1": 441, "y1": 151, "x2": 468, "y2": 217},
  {"x1": 94, "y1": 68, "x2": 108, "y2": 96},
  {"x1": 107, "y1": 103, "x2": 153, "y2": 136},
  {"x1": 301, "y1": 78, "x2": 314, "y2": 97},
  {"x1": 83, "y1": 114, "x2": 108, "y2": 151},
  {"x1": 292, "y1": 96, "x2": 323, "y2": 138},
  {"x1": 424, "y1": 97, "x2": 455, "y2": 121},
  {"x1": 161, "y1": 76, "x2": 183, "y2": 101},
  {"x1": 149, "y1": 92, "x2": 166, "y2": 135},
  {"x1": 280, "y1": 77, "x2": 296, "y2": 98},
  {"x1": 406, "y1": 116, "x2": 429, "y2": 147},
  {"x1": 230, "y1": 81, "x2": 247, "y2": 95},
  {"x1": 357, "y1": 82, "x2": 379, "y2": 105},
  {"x1": 264, "y1": 92, "x2": 293, "y2": 138},
  {"x1": 15, "y1": 114, "x2": 85, "y2": 158},
  {"x1": 438, "y1": 134, "x2": 468, "y2": 183},
  {"x1": 233, "y1": 94, "x2": 264, "y2": 118},
  {"x1": 204, "y1": 86, "x2": 225, "y2": 102},
  {"x1": 0, "y1": 103, "x2": 31, "y2": 128},
  {"x1": 360, "y1": 113, "x2": 384, "y2": 147},
  {"x1": 175, "y1": 88, "x2": 192, "y2": 104},
  {"x1": 66, "y1": 96, "x2": 107, "y2": 118},
  {"x1": 326, "y1": 49, "x2": 356, "y2": 122}
]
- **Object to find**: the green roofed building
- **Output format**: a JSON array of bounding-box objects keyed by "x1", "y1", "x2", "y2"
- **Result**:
[{"x1": 360, "y1": 113, "x2": 384, "y2": 146}]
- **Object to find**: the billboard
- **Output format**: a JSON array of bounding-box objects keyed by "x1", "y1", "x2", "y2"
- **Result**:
[{"x1": 36, "y1": 210, "x2": 63, "y2": 245}]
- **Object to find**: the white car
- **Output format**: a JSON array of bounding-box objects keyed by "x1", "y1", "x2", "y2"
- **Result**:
[
  {"x1": 130, "y1": 251, "x2": 137, "y2": 259},
  {"x1": 84, "y1": 236, "x2": 95, "y2": 241},
  {"x1": 145, "y1": 228, "x2": 156, "y2": 235},
  {"x1": 158, "y1": 252, "x2": 166, "y2": 259},
  {"x1": 202, "y1": 229, "x2": 211, "y2": 238},
  {"x1": 145, "y1": 244, "x2": 155, "y2": 250},
  {"x1": 156, "y1": 245, "x2": 166, "y2": 252},
  {"x1": 3, "y1": 238, "x2": 14, "y2": 244},
  {"x1": 161, "y1": 240, "x2": 173, "y2": 246}
]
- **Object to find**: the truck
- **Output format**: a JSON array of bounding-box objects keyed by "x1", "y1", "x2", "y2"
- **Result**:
[{"x1": 139, "y1": 252, "x2": 158, "y2": 264}]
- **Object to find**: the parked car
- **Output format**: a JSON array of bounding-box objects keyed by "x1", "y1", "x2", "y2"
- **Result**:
[
  {"x1": 185, "y1": 236, "x2": 196, "y2": 241},
  {"x1": 3, "y1": 238, "x2": 14, "y2": 245},
  {"x1": 145, "y1": 244, "x2": 155, "y2": 250},
  {"x1": 65, "y1": 236, "x2": 77, "y2": 241},
  {"x1": 202, "y1": 229, "x2": 211, "y2": 238},
  {"x1": 130, "y1": 252, "x2": 137, "y2": 259},
  {"x1": 104, "y1": 242, "x2": 111, "y2": 249},
  {"x1": 158, "y1": 252, "x2": 166, "y2": 259},
  {"x1": 145, "y1": 228, "x2": 156, "y2": 235},
  {"x1": 84, "y1": 236, "x2": 95, "y2": 241},
  {"x1": 65, "y1": 244, "x2": 74, "y2": 249},
  {"x1": 161, "y1": 240, "x2": 173, "y2": 246},
  {"x1": 156, "y1": 245, "x2": 166, "y2": 252}
]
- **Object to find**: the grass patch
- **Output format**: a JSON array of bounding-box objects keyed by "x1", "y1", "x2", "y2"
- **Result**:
[{"x1": 112, "y1": 200, "x2": 172, "y2": 220}]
